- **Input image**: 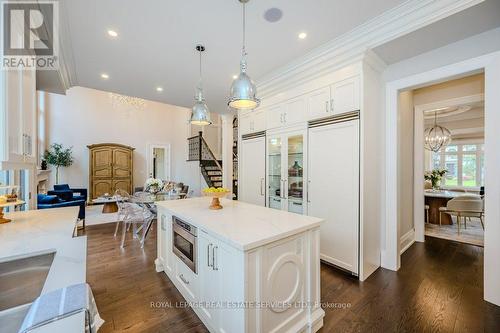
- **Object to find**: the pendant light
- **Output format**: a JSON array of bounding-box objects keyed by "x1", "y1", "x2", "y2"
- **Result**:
[
  {"x1": 190, "y1": 44, "x2": 212, "y2": 126},
  {"x1": 424, "y1": 111, "x2": 452, "y2": 152},
  {"x1": 228, "y1": 0, "x2": 260, "y2": 110}
]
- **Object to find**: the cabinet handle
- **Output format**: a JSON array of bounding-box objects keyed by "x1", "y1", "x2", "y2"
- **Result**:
[
  {"x1": 307, "y1": 180, "x2": 311, "y2": 203},
  {"x1": 207, "y1": 243, "x2": 213, "y2": 267},
  {"x1": 284, "y1": 179, "x2": 288, "y2": 199},
  {"x1": 283, "y1": 113, "x2": 287, "y2": 123},
  {"x1": 330, "y1": 99, "x2": 334, "y2": 113},
  {"x1": 179, "y1": 274, "x2": 190, "y2": 285},
  {"x1": 325, "y1": 101, "x2": 329, "y2": 113},
  {"x1": 212, "y1": 245, "x2": 218, "y2": 271},
  {"x1": 280, "y1": 113, "x2": 283, "y2": 123},
  {"x1": 260, "y1": 178, "x2": 264, "y2": 196}
]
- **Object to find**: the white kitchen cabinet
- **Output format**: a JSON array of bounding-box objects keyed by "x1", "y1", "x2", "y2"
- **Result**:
[
  {"x1": 266, "y1": 97, "x2": 307, "y2": 130},
  {"x1": 0, "y1": 68, "x2": 37, "y2": 166},
  {"x1": 267, "y1": 128, "x2": 307, "y2": 215},
  {"x1": 308, "y1": 117, "x2": 359, "y2": 274},
  {"x1": 307, "y1": 86, "x2": 331, "y2": 120},
  {"x1": 331, "y1": 75, "x2": 360, "y2": 115},
  {"x1": 239, "y1": 108, "x2": 266, "y2": 136},
  {"x1": 157, "y1": 214, "x2": 174, "y2": 275},
  {"x1": 239, "y1": 134, "x2": 266, "y2": 206}
]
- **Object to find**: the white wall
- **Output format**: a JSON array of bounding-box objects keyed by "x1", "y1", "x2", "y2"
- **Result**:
[{"x1": 43, "y1": 86, "x2": 211, "y2": 196}]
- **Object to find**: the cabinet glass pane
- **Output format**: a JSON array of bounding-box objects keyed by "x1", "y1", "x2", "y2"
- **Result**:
[
  {"x1": 268, "y1": 137, "x2": 281, "y2": 209},
  {"x1": 287, "y1": 135, "x2": 304, "y2": 214}
]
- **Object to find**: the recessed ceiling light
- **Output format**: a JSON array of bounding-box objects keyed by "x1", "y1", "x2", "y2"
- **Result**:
[
  {"x1": 107, "y1": 30, "x2": 118, "y2": 37},
  {"x1": 232, "y1": 75, "x2": 238, "y2": 80},
  {"x1": 156, "y1": 87, "x2": 163, "y2": 92},
  {"x1": 298, "y1": 32, "x2": 307, "y2": 40},
  {"x1": 100, "y1": 73, "x2": 109, "y2": 79}
]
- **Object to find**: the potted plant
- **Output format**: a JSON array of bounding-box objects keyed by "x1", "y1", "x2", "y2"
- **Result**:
[
  {"x1": 424, "y1": 168, "x2": 448, "y2": 191},
  {"x1": 43, "y1": 143, "x2": 74, "y2": 184}
]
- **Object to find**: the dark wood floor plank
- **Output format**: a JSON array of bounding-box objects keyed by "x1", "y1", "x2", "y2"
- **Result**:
[{"x1": 82, "y1": 223, "x2": 500, "y2": 333}]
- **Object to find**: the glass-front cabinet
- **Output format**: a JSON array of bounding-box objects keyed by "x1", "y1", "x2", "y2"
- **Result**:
[{"x1": 266, "y1": 130, "x2": 306, "y2": 214}]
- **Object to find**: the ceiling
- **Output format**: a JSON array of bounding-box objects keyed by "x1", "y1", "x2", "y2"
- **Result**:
[
  {"x1": 372, "y1": 0, "x2": 500, "y2": 65},
  {"x1": 56, "y1": 0, "x2": 405, "y2": 113}
]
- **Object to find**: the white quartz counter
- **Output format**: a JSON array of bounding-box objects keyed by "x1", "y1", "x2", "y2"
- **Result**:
[
  {"x1": 156, "y1": 197, "x2": 322, "y2": 251},
  {"x1": 0, "y1": 207, "x2": 86, "y2": 333}
]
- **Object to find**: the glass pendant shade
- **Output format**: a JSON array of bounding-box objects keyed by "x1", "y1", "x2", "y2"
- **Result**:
[
  {"x1": 424, "y1": 112, "x2": 452, "y2": 152},
  {"x1": 190, "y1": 45, "x2": 211, "y2": 126},
  {"x1": 228, "y1": 0, "x2": 260, "y2": 110}
]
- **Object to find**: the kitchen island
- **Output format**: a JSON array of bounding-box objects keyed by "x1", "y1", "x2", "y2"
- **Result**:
[{"x1": 155, "y1": 197, "x2": 324, "y2": 333}]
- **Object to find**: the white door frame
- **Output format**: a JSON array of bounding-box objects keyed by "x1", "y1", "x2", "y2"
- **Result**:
[
  {"x1": 383, "y1": 51, "x2": 500, "y2": 306},
  {"x1": 147, "y1": 143, "x2": 171, "y2": 180},
  {"x1": 413, "y1": 94, "x2": 485, "y2": 243}
]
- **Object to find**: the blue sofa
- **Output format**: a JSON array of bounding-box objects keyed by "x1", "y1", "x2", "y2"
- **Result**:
[
  {"x1": 48, "y1": 184, "x2": 87, "y2": 202},
  {"x1": 37, "y1": 194, "x2": 86, "y2": 220}
]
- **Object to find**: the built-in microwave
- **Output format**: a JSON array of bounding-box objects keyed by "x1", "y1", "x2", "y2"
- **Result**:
[{"x1": 172, "y1": 216, "x2": 197, "y2": 273}]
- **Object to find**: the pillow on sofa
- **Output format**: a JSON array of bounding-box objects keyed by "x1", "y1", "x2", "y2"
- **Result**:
[{"x1": 37, "y1": 194, "x2": 59, "y2": 204}]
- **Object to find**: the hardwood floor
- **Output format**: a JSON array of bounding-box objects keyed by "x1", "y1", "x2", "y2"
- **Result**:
[{"x1": 83, "y1": 223, "x2": 500, "y2": 332}]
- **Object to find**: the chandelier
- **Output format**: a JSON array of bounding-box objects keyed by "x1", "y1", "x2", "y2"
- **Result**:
[
  {"x1": 109, "y1": 93, "x2": 146, "y2": 110},
  {"x1": 424, "y1": 112, "x2": 452, "y2": 152}
]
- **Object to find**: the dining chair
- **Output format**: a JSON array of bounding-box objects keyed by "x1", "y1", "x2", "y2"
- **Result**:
[
  {"x1": 424, "y1": 205, "x2": 430, "y2": 223},
  {"x1": 114, "y1": 189, "x2": 130, "y2": 237},
  {"x1": 440, "y1": 195, "x2": 484, "y2": 234},
  {"x1": 119, "y1": 202, "x2": 154, "y2": 248}
]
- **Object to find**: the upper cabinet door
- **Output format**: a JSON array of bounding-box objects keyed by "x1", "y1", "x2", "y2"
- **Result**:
[
  {"x1": 331, "y1": 75, "x2": 360, "y2": 115},
  {"x1": 266, "y1": 104, "x2": 283, "y2": 130},
  {"x1": 239, "y1": 112, "x2": 252, "y2": 136},
  {"x1": 283, "y1": 96, "x2": 306, "y2": 125},
  {"x1": 307, "y1": 87, "x2": 331, "y2": 120},
  {"x1": 113, "y1": 148, "x2": 132, "y2": 178},
  {"x1": 252, "y1": 108, "x2": 266, "y2": 132},
  {"x1": 6, "y1": 70, "x2": 24, "y2": 161}
]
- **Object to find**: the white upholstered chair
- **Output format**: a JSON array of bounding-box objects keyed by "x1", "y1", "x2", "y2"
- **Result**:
[{"x1": 439, "y1": 194, "x2": 484, "y2": 234}]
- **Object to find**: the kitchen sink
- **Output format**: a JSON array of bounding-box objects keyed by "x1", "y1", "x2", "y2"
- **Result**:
[{"x1": 0, "y1": 251, "x2": 55, "y2": 333}]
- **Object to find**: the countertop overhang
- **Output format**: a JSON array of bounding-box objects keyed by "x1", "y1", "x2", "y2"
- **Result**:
[{"x1": 157, "y1": 197, "x2": 323, "y2": 251}]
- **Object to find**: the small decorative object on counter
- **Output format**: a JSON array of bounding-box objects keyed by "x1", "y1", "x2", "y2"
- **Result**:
[
  {"x1": 41, "y1": 159, "x2": 48, "y2": 170},
  {"x1": 424, "y1": 168, "x2": 448, "y2": 191},
  {"x1": 145, "y1": 178, "x2": 163, "y2": 194},
  {"x1": 288, "y1": 161, "x2": 303, "y2": 177},
  {"x1": 202, "y1": 187, "x2": 231, "y2": 210}
]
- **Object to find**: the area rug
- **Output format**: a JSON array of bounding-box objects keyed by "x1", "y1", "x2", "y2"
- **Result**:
[{"x1": 425, "y1": 217, "x2": 484, "y2": 247}]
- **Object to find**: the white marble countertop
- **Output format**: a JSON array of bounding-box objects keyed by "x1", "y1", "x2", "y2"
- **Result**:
[
  {"x1": 0, "y1": 207, "x2": 86, "y2": 333},
  {"x1": 157, "y1": 197, "x2": 323, "y2": 251},
  {"x1": 424, "y1": 190, "x2": 480, "y2": 198}
]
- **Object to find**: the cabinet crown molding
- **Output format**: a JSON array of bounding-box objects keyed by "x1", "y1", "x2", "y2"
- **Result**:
[
  {"x1": 256, "y1": 0, "x2": 483, "y2": 99},
  {"x1": 87, "y1": 143, "x2": 135, "y2": 150}
]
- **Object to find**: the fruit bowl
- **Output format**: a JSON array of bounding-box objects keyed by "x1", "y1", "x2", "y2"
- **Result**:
[{"x1": 202, "y1": 188, "x2": 231, "y2": 210}]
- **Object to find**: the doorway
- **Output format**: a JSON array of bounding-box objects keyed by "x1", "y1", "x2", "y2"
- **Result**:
[
  {"x1": 384, "y1": 51, "x2": 500, "y2": 305},
  {"x1": 148, "y1": 144, "x2": 171, "y2": 180}
]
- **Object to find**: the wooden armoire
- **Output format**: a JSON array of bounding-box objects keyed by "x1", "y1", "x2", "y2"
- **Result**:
[{"x1": 87, "y1": 143, "x2": 134, "y2": 199}]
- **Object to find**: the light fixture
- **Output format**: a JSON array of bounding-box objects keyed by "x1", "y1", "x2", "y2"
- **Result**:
[
  {"x1": 232, "y1": 75, "x2": 238, "y2": 80},
  {"x1": 101, "y1": 73, "x2": 109, "y2": 79},
  {"x1": 228, "y1": 0, "x2": 260, "y2": 110},
  {"x1": 156, "y1": 87, "x2": 163, "y2": 92},
  {"x1": 190, "y1": 44, "x2": 212, "y2": 126},
  {"x1": 109, "y1": 93, "x2": 146, "y2": 110},
  {"x1": 107, "y1": 30, "x2": 118, "y2": 38},
  {"x1": 298, "y1": 32, "x2": 307, "y2": 39},
  {"x1": 424, "y1": 111, "x2": 452, "y2": 152}
]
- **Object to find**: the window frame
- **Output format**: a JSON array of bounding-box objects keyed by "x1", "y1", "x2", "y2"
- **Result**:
[{"x1": 431, "y1": 140, "x2": 484, "y2": 189}]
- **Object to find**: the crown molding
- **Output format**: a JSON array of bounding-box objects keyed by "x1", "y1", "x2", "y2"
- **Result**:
[{"x1": 256, "y1": 0, "x2": 484, "y2": 99}]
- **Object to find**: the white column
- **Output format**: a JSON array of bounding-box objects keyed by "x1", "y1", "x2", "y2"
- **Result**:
[{"x1": 221, "y1": 114, "x2": 234, "y2": 193}]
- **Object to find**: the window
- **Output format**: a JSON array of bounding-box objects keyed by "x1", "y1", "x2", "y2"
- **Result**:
[{"x1": 431, "y1": 142, "x2": 484, "y2": 188}]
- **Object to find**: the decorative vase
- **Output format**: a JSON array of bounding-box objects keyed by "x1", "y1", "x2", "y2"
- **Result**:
[
  {"x1": 431, "y1": 178, "x2": 441, "y2": 191},
  {"x1": 289, "y1": 161, "x2": 303, "y2": 177}
]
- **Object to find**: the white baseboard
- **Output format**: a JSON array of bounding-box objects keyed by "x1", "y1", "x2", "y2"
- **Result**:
[{"x1": 400, "y1": 229, "x2": 415, "y2": 255}]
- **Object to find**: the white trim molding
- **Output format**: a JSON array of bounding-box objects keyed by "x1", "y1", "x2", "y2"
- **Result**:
[
  {"x1": 400, "y1": 229, "x2": 416, "y2": 255},
  {"x1": 257, "y1": 0, "x2": 483, "y2": 98}
]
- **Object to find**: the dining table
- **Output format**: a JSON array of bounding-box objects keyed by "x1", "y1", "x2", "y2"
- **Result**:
[{"x1": 424, "y1": 190, "x2": 471, "y2": 225}]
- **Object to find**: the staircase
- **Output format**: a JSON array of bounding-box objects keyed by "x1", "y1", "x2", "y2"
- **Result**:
[{"x1": 188, "y1": 132, "x2": 223, "y2": 188}]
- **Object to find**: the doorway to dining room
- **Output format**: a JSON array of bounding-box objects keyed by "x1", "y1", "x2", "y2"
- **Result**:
[{"x1": 397, "y1": 73, "x2": 485, "y2": 251}]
